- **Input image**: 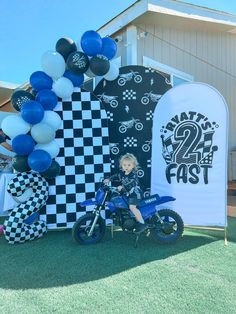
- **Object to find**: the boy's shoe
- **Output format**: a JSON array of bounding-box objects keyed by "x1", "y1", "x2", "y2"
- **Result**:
[{"x1": 134, "y1": 222, "x2": 148, "y2": 234}]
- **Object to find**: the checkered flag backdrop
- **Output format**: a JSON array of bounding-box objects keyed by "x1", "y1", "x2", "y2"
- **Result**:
[{"x1": 39, "y1": 89, "x2": 111, "y2": 229}]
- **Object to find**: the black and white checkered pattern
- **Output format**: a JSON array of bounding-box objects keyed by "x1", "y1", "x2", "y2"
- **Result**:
[
  {"x1": 199, "y1": 146, "x2": 218, "y2": 166},
  {"x1": 145, "y1": 67, "x2": 155, "y2": 73},
  {"x1": 196, "y1": 131, "x2": 214, "y2": 158},
  {"x1": 110, "y1": 159, "x2": 115, "y2": 169},
  {"x1": 199, "y1": 151, "x2": 213, "y2": 165},
  {"x1": 122, "y1": 89, "x2": 136, "y2": 100},
  {"x1": 4, "y1": 172, "x2": 49, "y2": 244},
  {"x1": 124, "y1": 137, "x2": 138, "y2": 147},
  {"x1": 106, "y1": 111, "x2": 113, "y2": 121},
  {"x1": 161, "y1": 134, "x2": 179, "y2": 164},
  {"x1": 39, "y1": 89, "x2": 111, "y2": 229},
  {"x1": 146, "y1": 110, "x2": 154, "y2": 121}
]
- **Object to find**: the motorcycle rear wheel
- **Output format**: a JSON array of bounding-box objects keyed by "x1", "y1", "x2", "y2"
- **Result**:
[
  {"x1": 152, "y1": 209, "x2": 184, "y2": 244},
  {"x1": 72, "y1": 213, "x2": 106, "y2": 245}
]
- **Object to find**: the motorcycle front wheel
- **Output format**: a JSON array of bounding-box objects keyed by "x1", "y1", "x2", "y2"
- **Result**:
[
  {"x1": 151, "y1": 209, "x2": 184, "y2": 244},
  {"x1": 72, "y1": 213, "x2": 106, "y2": 245}
]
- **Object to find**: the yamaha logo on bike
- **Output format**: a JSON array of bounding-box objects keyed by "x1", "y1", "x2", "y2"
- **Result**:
[{"x1": 160, "y1": 111, "x2": 218, "y2": 184}]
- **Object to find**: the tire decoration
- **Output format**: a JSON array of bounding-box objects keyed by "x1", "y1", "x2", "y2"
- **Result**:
[{"x1": 3, "y1": 172, "x2": 49, "y2": 244}]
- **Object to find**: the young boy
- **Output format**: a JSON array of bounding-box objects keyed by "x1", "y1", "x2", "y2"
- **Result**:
[{"x1": 104, "y1": 153, "x2": 148, "y2": 233}]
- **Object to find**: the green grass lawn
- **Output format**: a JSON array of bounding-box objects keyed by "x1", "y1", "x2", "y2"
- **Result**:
[{"x1": 1, "y1": 217, "x2": 236, "y2": 314}]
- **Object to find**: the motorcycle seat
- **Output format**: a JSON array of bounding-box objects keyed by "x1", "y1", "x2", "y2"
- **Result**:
[{"x1": 138, "y1": 194, "x2": 160, "y2": 207}]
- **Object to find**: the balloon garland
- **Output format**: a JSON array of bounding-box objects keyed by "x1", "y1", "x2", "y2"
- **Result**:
[
  {"x1": 1, "y1": 30, "x2": 118, "y2": 243},
  {"x1": 3, "y1": 172, "x2": 49, "y2": 244},
  {"x1": 1, "y1": 30, "x2": 118, "y2": 177}
]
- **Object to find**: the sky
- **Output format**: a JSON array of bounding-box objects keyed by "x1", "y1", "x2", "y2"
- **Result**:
[{"x1": 1, "y1": 0, "x2": 236, "y2": 85}]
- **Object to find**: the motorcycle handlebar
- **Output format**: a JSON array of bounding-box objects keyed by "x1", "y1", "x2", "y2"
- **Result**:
[{"x1": 101, "y1": 182, "x2": 121, "y2": 194}]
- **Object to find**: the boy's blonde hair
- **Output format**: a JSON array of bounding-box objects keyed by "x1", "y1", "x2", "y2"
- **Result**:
[{"x1": 119, "y1": 153, "x2": 139, "y2": 170}]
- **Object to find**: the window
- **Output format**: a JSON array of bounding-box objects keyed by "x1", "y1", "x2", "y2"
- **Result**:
[{"x1": 143, "y1": 56, "x2": 194, "y2": 86}]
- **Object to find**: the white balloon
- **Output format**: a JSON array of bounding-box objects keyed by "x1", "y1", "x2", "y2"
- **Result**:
[
  {"x1": 1, "y1": 115, "x2": 31, "y2": 139},
  {"x1": 52, "y1": 77, "x2": 74, "y2": 100},
  {"x1": 41, "y1": 50, "x2": 66, "y2": 79},
  {"x1": 41, "y1": 110, "x2": 62, "y2": 131},
  {"x1": 35, "y1": 140, "x2": 60, "y2": 158},
  {"x1": 31, "y1": 123, "x2": 55, "y2": 144},
  {"x1": 103, "y1": 62, "x2": 119, "y2": 81}
]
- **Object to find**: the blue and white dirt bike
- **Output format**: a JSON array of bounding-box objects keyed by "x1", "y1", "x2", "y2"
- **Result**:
[{"x1": 72, "y1": 184, "x2": 184, "y2": 247}]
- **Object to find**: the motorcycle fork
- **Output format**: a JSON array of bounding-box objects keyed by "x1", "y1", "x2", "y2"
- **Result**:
[
  {"x1": 87, "y1": 191, "x2": 108, "y2": 237},
  {"x1": 155, "y1": 212, "x2": 164, "y2": 224}
]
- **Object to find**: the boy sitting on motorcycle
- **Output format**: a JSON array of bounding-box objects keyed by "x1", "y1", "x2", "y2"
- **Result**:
[{"x1": 104, "y1": 153, "x2": 148, "y2": 233}]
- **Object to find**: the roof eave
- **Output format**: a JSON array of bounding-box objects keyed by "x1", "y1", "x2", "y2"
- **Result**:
[
  {"x1": 97, "y1": 0, "x2": 148, "y2": 36},
  {"x1": 98, "y1": 0, "x2": 236, "y2": 37}
]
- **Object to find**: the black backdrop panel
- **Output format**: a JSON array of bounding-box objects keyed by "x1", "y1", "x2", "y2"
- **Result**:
[{"x1": 94, "y1": 65, "x2": 171, "y2": 196}]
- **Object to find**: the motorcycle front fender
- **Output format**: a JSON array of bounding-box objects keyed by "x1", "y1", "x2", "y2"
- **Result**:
[
  {"x1": 157, "y1": 196, "x2": 176, "y2": 204},
  {"x1": 80, "y1": 199, "x2": 96, "y2": 207}
]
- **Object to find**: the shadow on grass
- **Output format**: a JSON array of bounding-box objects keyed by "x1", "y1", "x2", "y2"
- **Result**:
[{"x1": 0, "y1": 223, "x2": 223, "y2": 290}]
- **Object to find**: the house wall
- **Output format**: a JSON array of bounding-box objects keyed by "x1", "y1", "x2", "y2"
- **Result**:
[
  {"x1": 114, "y1": 30, "x2": 129, "y2": 65},
  {"x1": 134, "y1": 24, "x2": 236, "y2": 156},
  {"x1": 0, "y1": 101, "x2": 14, "y2": 112}
]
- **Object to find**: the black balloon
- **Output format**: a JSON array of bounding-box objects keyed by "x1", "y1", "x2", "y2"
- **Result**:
[
  {"x1": 66, "y1": 51, "x2": 89, "y2": 75},
  {"x1": 56, "y1": 37, "x2": 77, "y2": 61},
  {"x1": 12, "y1": 155, "x2": 31, "y2": 172},
  {"x1": 11, "y1": 89, "x2": 35, "y2": 111},
  {"x1": 40, "y1": 160, "x2": 61, "y2": 178},
  {"x1": 89, "y1": 55, "x2": 110, "y2": 76}
]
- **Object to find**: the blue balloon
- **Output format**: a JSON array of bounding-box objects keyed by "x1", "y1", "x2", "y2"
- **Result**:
[
  {"x1": 21, "y1": 100, "x2": 44, "y2": 124},
  {"x1": 100, "y1": 37, "x2": 117, "y2": 60},
  {"x1": 80, "y1": 30, "x2": 102, "y2": 56},
  {"x1": 30, "y1": 71, "x2": 53, "y2": 91},
  {"x1": 28, "y1": 149, "x2": 52, "y2": 172},
  {"x1": 36, "y1": 89, "x2": 58, "y2": 110},
  {"x1": 63, "y1": 70, "x2": 84, "y2": 87},
  {"x1": 12, "y1": 134, "x2": 35, "y2": 156},
  {"x1": 25, "y1": 212, "x2": 39, "y2": 225}
]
